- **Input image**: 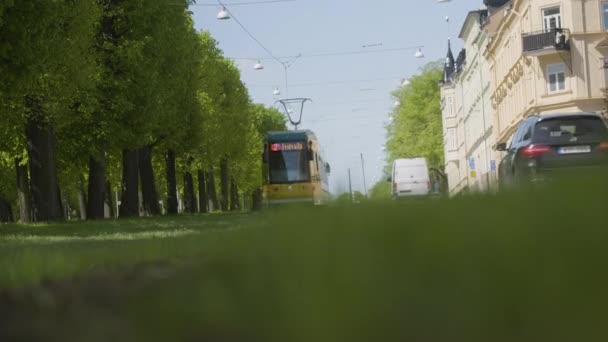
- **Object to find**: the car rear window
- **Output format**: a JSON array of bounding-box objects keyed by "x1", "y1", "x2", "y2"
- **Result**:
[{"x1": 533, "y1": 117, "x2": 608, "y2": 144}]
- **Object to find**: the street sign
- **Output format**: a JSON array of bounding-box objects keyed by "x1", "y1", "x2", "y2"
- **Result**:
[{"x1": 469, "y1": 157, "x2": 476, "y2": 170}]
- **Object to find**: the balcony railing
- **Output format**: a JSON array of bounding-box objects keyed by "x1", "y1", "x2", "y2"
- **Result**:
[{"x1": 522, "y1": 28, "x2": 570, "y2": 56}]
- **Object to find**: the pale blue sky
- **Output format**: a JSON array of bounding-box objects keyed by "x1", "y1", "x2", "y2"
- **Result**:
[{"x1": 191, "y1": 0, "x2": 485, "y2": 193}]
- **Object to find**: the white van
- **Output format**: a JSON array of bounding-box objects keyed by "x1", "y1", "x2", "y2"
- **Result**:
[{"x1": 391, "y1": 158, "x2": 431, "y2": 198}]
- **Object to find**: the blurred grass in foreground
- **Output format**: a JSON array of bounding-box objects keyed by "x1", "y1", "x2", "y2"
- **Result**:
[
  {"x1": 2, "y1": 171, "x2": 608, "y2": 341},
  {"x1": 0, "y1": 214, "x2": 252, "y2": 288}
]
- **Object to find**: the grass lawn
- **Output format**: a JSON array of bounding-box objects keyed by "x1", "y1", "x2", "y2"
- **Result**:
[
  {"x1": 1, "y1": 174, "x2": 607, "y2": 341},
  {"x1": 0, "y1": 213, "x2": 254, "y2": 288}
]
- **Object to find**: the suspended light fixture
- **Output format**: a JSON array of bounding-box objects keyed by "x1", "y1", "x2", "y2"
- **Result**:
[
  {"x1": 253, "y1": 60, "x2": 264, "y2": 70},
  {"x1": 415, "y1": 48, "x2": 425, "y2": 59},
  {"x1": 273, "y1": 87, "x2": 281, "y2": 96},
  {"x1": 217, "y1": 6, "x2": 230, "y2": 20}
]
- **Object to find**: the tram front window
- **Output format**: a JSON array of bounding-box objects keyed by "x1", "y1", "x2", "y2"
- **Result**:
[{"x1": 268, "y1": 144, "x2": 310, "y2": 183}]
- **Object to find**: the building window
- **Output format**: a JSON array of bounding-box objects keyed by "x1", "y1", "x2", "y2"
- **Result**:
[
  {"x1": 603, "y1": 2, "x2": 608, "y2": 31},
  {"x1": 547, "y1": 63, "x2": 566, "y2": 93},
  {"x1": 447, "y1": 128, "x2": 457, "y2": 151},
  {"x1": 446, "y1": 97, "x2": 455, "y2": 117},
  {"x1": 543, "y1": 7, "x2": 562, "y2": 31}
]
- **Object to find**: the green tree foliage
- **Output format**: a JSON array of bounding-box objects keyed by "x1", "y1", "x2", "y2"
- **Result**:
[
  {"x1": 0, "y1": 153, "x2": 16, "y2": 205},
  {"x1": 1, "y1": 1, "x2": 285, "y2": 221},
  {"x1": 386, "y1": 62, "x2": 444, "y2": 171},
  {"x1": 334, "y1": 191, "x2": 367, "y2": 205},
  {"x1": 240, "y1": 103, "x2": 288, "y2": 189},
  {"x1": 369, "y1": 181, "x2": 391, "y2": 201},
  {"x1": 0, "y1": 0, "x2": 99, "y2": 154},
  {"x1": 252, "y1": 104, "x2": 288, "y2": 136},
  {"x1": 0, "y1": 0, "x2": 100, "y2": 221}
]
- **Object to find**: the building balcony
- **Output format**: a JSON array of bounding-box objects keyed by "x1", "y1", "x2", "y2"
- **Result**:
[{"x1": 522, "y1": 28, "x2": 570, "y2": 57}]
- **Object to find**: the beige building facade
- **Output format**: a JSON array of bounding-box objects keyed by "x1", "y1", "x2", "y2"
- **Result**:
[
  {"x1": 440, "y1": 10, "x2": 499, "y2": 194},
  {"x1": 440, "y1": 0, "x2": 608, "y2": 194},
  {"x1": 485, "y1": 0, "x2": 608, "y2": 145}
]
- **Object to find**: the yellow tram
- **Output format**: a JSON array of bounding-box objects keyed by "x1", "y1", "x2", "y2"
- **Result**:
[{"x1": 262, "y1": 130, "x2": 331, "y2": 206}]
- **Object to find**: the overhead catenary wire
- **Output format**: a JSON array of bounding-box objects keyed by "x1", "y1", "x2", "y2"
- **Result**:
[
  {"x1": 314, "y1": 99, "x2": 391, "y2": 106},
  {"x1": 246, "y1": 76, "x2": 403, "y2": 88},
  {"x1": 217, "y1": 0, "x2": 283, "y2": 65},
  {"x1": 307, "y1": 115, "x2": 387, "y2": 123},
  {"x1": 190, "y1": 0, "x2": 295, "y2": 6},
  {"x1": 228, "y1": 45, "x2": 425, "y2": 61}
]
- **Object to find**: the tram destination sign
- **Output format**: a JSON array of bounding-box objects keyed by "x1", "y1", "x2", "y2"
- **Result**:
[{"x1": 270, "y1": 142, "x2": 306, "y2": 152}]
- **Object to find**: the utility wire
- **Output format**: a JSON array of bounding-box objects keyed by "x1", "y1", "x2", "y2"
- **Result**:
[
  {"x1": 217, "y1": 0, "x2": 283, "y2": 65},
  {"x1": 307, "y1": 115, "x2": 387, "y2": 123},
  {"x1": 247, "y1": 76, "x2": 402, "y2": 88},
  {"x1": 228, "y1": 45, "x2": 424, "y2": 61},
  {"x1": 191, "y1": 0, "x2": 295, "y2": 5},
  {"x1": 314, "y1": 99, "x2": 390, "y2": 106},
  {"x1": 301, "y1": 46, "x2": 424, "y2": 58}
]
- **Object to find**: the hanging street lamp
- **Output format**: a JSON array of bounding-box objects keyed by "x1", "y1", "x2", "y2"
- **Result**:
[
  {"x1": 217, "y1": 6, "x2": 230, "y2": 20},
  {"x1": 253, "y1": 60, "x2": 264, "y2": 70}
]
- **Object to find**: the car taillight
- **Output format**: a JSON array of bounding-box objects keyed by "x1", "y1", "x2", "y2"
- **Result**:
[
  {"x1": 521, "y1": 145, "x2": 552, "y2": 158},
  {"x1": 600, "y1": 141, "x2": 608, "y2": 151}
]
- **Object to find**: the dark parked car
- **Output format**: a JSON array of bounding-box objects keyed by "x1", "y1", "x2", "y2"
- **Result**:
[{"x1": 496, "y1": 112, "x2": 608, "y2": 187}]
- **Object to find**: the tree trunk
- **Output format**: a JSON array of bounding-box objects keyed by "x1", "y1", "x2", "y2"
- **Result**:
[
  {"x1": 86, "y1": 153, "x2": 106, "y2": 220},
  {"x1": 59, "y1": 187, "x2": 67, "y2": 221},
  {"x1": 219, "y1": 159, "x2": 229, "y2": 212},
  {"x1": 207, "y1": 168, "x2": 219, "y2": 212},
  {"x1": 25, "y1": 98, "x2": 63, "y2": 222},
  {"x1": 165, "y1": 149, "x2": 178, "y2": 215},
  {"x1": 197, "y1": 170, "x2": 208, "y2": 213},
  {"x1": 252, "y1": 188, "x2": 263, "y2": 211},
  {"x1": 138, "y1": 146, "x2": 160, "y2": 216},
  {"x1": 78, "y1": 176, "x2": 87, "y2": 220},
  {"x1": 119, "y1": 149, "x2": 139, "y2": 217},
  {"x1": 105, "y1": 181, "x2": 114, "y2": 218},
  {"x1": 230, "y1": 179, "x2": 239, "y2": 211},
  {"x1": 183, "y1": 171, "x2": 196, "y2": 214},
  {"x1": 15, "y1": 158, "x2": 32, "y2": 223},
  {"x1": 0, "y1": 195, "x2": 13, "y2": 223}
]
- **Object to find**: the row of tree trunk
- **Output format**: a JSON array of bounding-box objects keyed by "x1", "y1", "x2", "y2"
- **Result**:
[{"x1": 3, "y1": 125, "x2": 242, "y2": 223}]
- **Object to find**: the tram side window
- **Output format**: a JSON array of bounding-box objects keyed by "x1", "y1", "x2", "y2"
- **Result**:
[{"x1": 269, "y1": 148, "x2": 310, "y2": 183}]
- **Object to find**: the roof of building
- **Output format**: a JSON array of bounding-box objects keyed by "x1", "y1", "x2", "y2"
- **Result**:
[
  {"x1": 441, "y1": 39, "x2": 456, "y2": 84},
  {"x1": 483, "y1": 0, "x2": 510, "y2": 8},
  {"x1": 455, "y1": 49, "x2": 466, "y2": 73},
  {"x1": 458, "y1": 9, "x2": 489, "y2": 39}
]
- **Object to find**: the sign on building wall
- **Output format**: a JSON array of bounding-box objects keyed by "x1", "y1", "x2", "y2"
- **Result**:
[{"x1": 469, "y1": 157, "x2": 477, "y2": 178}]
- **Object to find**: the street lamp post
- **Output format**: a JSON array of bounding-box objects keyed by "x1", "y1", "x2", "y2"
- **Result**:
[
  {"x1": 348, "y1": 168, "x2": 353, "y2": 203},
  {"x1": 360, "y1": 153, "x2": 368, "y2": 197}
]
